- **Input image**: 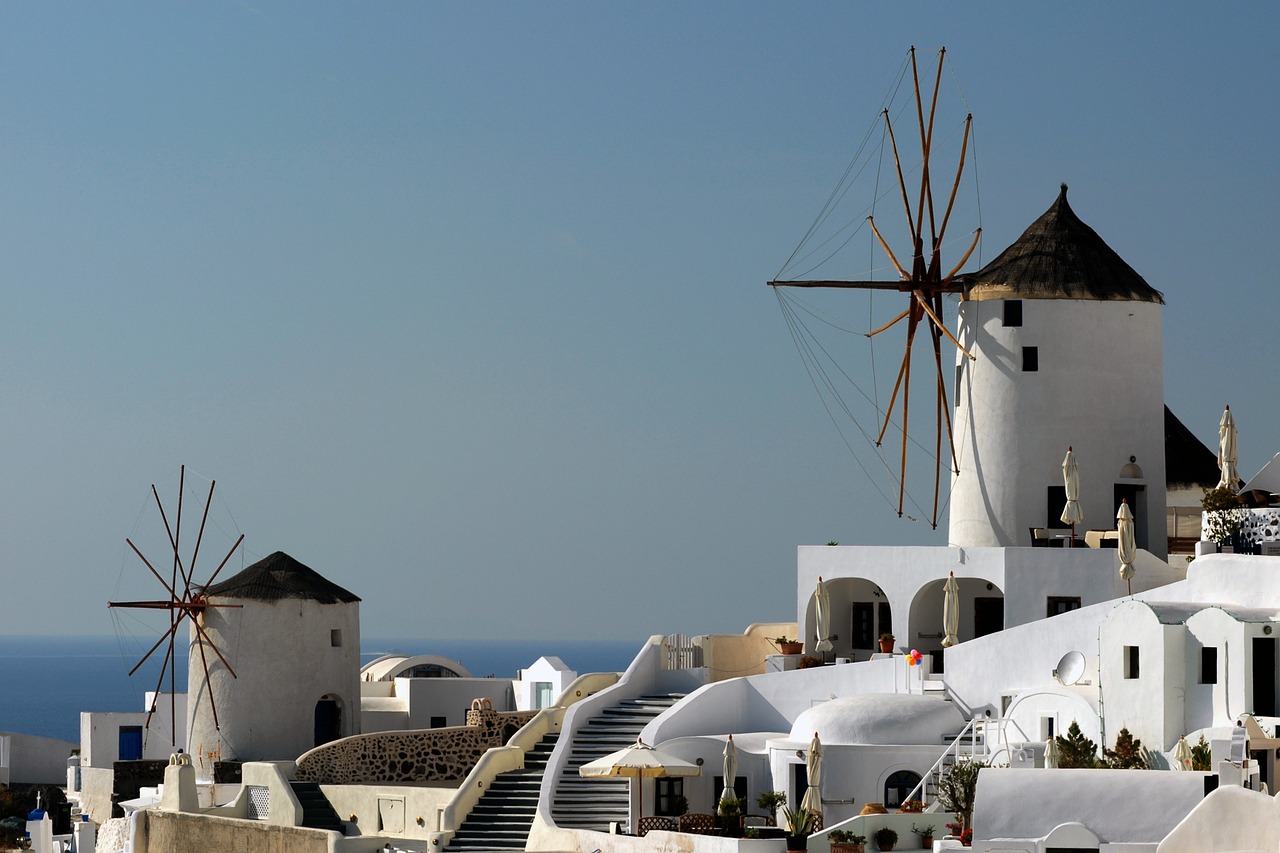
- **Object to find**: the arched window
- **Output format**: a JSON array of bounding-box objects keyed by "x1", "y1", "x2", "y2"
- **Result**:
[{"x1": 884, "y1": 770, "x2": 921, "y2": 809}]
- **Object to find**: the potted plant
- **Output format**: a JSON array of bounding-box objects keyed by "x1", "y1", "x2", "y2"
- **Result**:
[
  {"x1": 757, "y1": 790, "x2": 788, "y2": 825},
  {"x1": 775, "y1": 636, "x2": 804, "y2": 655},
  {"x1": 828, "y1": 829, "x2": 867, "y2": 853},
  {"x1": 717, "y1": 795, "x2": 743, "y2": 836},
  {"x1": 873, "y1": 826, "x2": 898, "y2": 851},
  {"x1": 912, "y1": 823, "x2": 935, "y2": 847},
  {"x1": 744, "y1": 827, "x2": 761, "y2": 839},
  {"x1": 670, "y1": 793, "x2": 689, "y2": 817},
  {"x1": 878, "y1": 633, "x2": 896, "y2": 654},
  {"x1": 782, "y1": 805, "x2": 816, "y2": 852},
  {"x1": 1202, "y1": 486, "x2": 1246, "y2": 551},
  {"x1": 898, "y1": 799, "x2": 924, "y2": 814}
]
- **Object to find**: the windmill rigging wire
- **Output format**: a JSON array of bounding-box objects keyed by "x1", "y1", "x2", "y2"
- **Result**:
[
  {"x1": 770, "y1": 47, "x2": 981, "y2": 529},
  {"x1": 775, "y1": 53, "x2": 912, "y2": 281},
  {"x1": 775, "y1": 288, "x2": 937, "y2": 523}
]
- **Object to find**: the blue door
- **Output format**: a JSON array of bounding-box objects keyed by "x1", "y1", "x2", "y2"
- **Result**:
[{"x1": 119, "y1": 726, "x2": 143, "y2": 761}]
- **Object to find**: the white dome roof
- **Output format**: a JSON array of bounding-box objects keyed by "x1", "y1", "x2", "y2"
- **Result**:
[{"x1": 790, "y1": 694, "x2": 965, "y2": 745}]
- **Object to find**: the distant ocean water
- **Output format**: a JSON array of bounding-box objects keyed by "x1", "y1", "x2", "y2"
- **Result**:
[{"x1": 0, "y1": 634, "x2": 643, "y2": 744}]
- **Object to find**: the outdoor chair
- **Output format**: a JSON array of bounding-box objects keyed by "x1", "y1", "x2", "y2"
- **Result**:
[
  {"x1": 638, "y1": 816, "x2": 675, "y2": 836},
  {"x1": 678, "y1": 813, "x2": 717, "y2": 835}
]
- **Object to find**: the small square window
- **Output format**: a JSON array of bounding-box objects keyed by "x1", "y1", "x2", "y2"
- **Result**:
[
  {"x1": 1003, "y1": 300, "x2": 1023, "y2": 327},
  {"x1": 1201, "y1": 647, "x2": 1218, "y2": 684},
  {"x1": 1047, "y1": 596, "x2": 1081, "y2": 617},
  {"x1": 1124, "y1": 645, "x2": 1140, "y2": 679},
  {"x1": 330, "y1": 629, "x2": 343, "y2": 647},
  {"x1": 1022, "y1": 346, "x2": 1039, "y2": 372}
]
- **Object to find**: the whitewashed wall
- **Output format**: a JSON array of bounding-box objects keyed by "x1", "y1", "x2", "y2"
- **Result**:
[
  {"x1": 187, "y1": 595, "x2": 360, "y2": 764},
  {"x1": 949, "y1": 298, "x2": 1166, "y2": 557}
]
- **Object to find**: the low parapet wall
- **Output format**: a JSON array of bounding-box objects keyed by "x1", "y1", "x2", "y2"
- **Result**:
[
  {"x1": 140, "y1": 809, "x2": 333, "y2": 853},
  {"x1": 296, "y1": 705, "x2": 537, "y2": 785}
]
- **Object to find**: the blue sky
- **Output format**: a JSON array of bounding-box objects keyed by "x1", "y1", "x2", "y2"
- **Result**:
[{"x1": 1, "y1": 3, "x2": 1275, "y2": 643}]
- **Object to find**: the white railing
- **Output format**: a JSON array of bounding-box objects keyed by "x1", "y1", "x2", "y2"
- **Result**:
[{"x1": 901, "y1": 716, "x2": 991, "y2": 809}]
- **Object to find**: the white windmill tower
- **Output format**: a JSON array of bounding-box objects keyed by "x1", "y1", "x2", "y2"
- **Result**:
[
  {"x1": 187, "y1": 551, "x2": 362, "y2": 766},
  {"x1": 948, "y1": 185, "x2": 1168, "y2": 557}
]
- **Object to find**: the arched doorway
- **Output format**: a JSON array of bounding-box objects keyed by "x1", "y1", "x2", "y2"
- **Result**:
[
  {"x1": 884, "y1": 770, "x2": 921, "y2": 810},
  {"x1": 816, "y1": 577, "x2": 893, "y2": 661},
  {"x1": 314, "y1": 695, "x2": 342, "y2": 746}
]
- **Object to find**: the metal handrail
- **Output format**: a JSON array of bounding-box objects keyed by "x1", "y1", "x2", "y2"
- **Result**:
[{"x1": 901, "y1": 715, "x2": 991, "y2": 808}]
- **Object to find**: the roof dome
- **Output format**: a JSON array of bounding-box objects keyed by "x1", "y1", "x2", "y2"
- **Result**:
[
  {"x1": 203, "y1": 551, "x2": 360, "y2": 604},
  {"x1": 790, "y1": 694, "x2": 965, "y2": 745},
  {"x1": 966, "y1": 185, "x2": 1163, "y2": 304}
]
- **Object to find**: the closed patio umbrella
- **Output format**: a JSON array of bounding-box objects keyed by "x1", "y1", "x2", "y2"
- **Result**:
[
  {"x1": 1117, "y1": 499, "x2": 1136, "y2": 595},
  {"x1": 814, "y1": 577, "x2": 833, "y2": 655},
  {"x1": 580, "y1": 739, "x2": 701, "y2": 830},
  {"x1": 1172, "y1": 736, "x2": 1193, "y2": 771},
  {"x1": 1061, "y1": 446, "x2": 1083, "y2": 543},
  {"x1": 1218, "y1": 405, "x2": 1239, "y2": 490},
  {"x1": 800, "y1": 732, "x2": 823, "y2": 821},
  {"x1": 942, "y1": 571, "x2": 960, "y2": 648},
  {"x1": 720, "y1": 734, "x2": 738, "y2": 807},
  {"x1": 1045, "y1": 736, "x2": 1059, "y2": 769}
]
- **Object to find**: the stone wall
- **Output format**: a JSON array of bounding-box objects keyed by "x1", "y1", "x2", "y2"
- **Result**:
[{"x1": 296, "y1": 704, "x2": 537, "y2": 785}]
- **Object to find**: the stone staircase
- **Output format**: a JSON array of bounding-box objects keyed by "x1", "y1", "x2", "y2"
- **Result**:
[
  {"x1": 290, "y1": 781, "x2": 344, "y2": 833},
  {"x1": 550, "y1": 693, "x2": 685, "y2": 832},
  {"x1": 442, "y1": 732, "x2": 560, "y2": 852}
]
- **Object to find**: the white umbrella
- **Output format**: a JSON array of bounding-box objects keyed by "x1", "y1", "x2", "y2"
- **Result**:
[
  {"x1": 1218, "y1": 405, "x2": 1239, "y2": 490},
  {"x1": 942, "y1": 571, "x2": 960, "y2": 648},
  {"x1": 1117, "y1": 500, "x2": 1136, "y2": 594},
  {"x1": 814, "y1": 577, "x2": 833, "y2": 655},
  {"x1": 1045, "y1": 736, "x2": 1059, "y2": 769},
  {"x1": 1061, "y1": 446, "x2": 1083, "y2": 542},
  {"x1": 800, "y1": 732, "x2": 823, "y2": 821},
  {"x1": 1172, "y1": 736, "x2": 1193, "y2": 771},
  {"x1": 720, "y1": 734, "x2": 738, "y2": 806},
  {"x1": 579, "y1": 739, "x2": 701, "y2": 829}
]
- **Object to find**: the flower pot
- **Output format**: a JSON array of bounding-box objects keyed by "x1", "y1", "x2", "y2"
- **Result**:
[
  {"x1": 878, "y1": 639, "x2": 894, "y2": 653},
  {"x1": 785, "y1": 834, "x2": 808, "y2": 852},
  {"x1": 859, "y1": 802, "x2": 888, "y2": 815},
  {"x1": 780, "y1": 642, "x2": 803, "y2": 655},
  {"x1": 919, "y1": 836, "x2": 932, "y2": 848},
  {"x1": 830, "y1": 844, "x2": 864, "y2": 853}
]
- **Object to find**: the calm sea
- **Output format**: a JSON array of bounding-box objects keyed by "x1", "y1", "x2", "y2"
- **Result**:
[{"x1": 0, "y1": 635, "x2": 642, "y2": 744}]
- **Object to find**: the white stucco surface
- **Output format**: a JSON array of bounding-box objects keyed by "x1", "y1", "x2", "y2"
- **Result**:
[
  {"x1": 187, "y1": 594, "x2": 361, "y2": 763},
  {"x1": 789, "y1": 694, "x2": 963, "y2": 745},
  {"x1": 949, "y1": 298, "x2": 1167, "y2": 558},
  {"x1": 974, "y1": 768, "x2": 1206, "y2": 846},
  {"x1": 1157, "y1": 784, "x2": 1280, "y2": 853}
]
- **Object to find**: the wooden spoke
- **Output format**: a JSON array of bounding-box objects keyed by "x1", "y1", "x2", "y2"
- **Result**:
[
  {"x1": 866, "y1": 307, "x2": 911, "y2": 339},
  {"x1": 110, "y1": 468, "x2": 243, "y2": 741},
  {"x1": 868, "y1": 217, "x2": 909, "y2": 280},
  {"x1": 769, "y1": 47, "x2": 978, "y2": 529}
]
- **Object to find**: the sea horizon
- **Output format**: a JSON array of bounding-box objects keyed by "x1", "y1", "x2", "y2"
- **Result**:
[{"x1": 0, "y1": 633, "x2": 645, "y2": 744}]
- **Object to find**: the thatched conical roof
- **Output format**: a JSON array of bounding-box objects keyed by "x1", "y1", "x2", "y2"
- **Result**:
[
  {"x1": 204, "y1": 551, "x2": 360, "y2": 604},
  {"x1": 965, "y1": 185, "x2": 1163, "y2": 303},
  {"x1": 1165, "y1": 406, "x2": 1220, "y2": 490}
]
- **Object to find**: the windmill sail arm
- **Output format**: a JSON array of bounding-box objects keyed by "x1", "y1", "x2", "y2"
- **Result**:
[
  {"x1": 866, "y1": 307, "x2": 911, "y2": 338},
  {"x1": 768, "y1": 280, "x2": 911, "y2": 290},
  {"x1": 913, "y1": 290, "x2": 975, "y2": 360},
  {"x1": 868, "y1": 216, "x2": 910, "y2": 280}
]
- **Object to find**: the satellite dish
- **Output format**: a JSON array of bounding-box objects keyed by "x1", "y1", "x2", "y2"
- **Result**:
[{"x1": 1053, "y1": 651, "x2": 1086, "y2": 686}]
